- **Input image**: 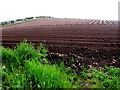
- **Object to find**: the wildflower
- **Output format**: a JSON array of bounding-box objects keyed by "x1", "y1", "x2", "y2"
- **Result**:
[
  {"x1": 30, "y1": 81, "x2": 32, "y2": 85},
  {"x1": 51, "y1": 84, "x2": 52, "y2": 86},
  {"x1": 78, "y1": 63, "x2": 81, "y2": 65},
  {"x1": 2, "y1": 66, "x2": 6, "y2": 69},
  {"x1": 67, "y1": 67, "x2": 70, "y2": 68},
  {"x1": 37, "y1": 84, "x2": 40, "y2": 87},
  {"x1": 43, "y1": 82, "x2": 45, "y2": 85}
]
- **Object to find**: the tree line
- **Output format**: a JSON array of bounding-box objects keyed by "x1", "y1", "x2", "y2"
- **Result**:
[{"x1": 0, "y1": 16, "x2": 54, "y2": 25}]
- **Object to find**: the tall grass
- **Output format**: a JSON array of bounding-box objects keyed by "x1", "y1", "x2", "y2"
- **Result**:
[
  {"x1": 1, "y1": 41, "x2": 80, "y2": 89},
  {"x1": 1, "y1": 40, "x2": 48, "y2": 69},
  {"x1": 25, "y1": 60, "x2": 78, "y2": 88}
]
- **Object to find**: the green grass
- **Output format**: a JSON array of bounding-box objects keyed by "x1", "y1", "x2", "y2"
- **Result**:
[
  {"x1": 25, "y1": 60, "x2": 79, "y2": 88},
  {"x1": 80, "y1": 66, "x2": 120, "y2": 88},
  {"x1": 1, "y1": 40, "x2": 120, "y2": 89},
  {"x1": 1, "y1": 40, "x2": 80, "y2": 89}
]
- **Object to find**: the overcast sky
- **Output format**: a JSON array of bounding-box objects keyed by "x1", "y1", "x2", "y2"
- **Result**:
[{"x1": 0, "y1": 0, "x2": 119, "y2": 22}]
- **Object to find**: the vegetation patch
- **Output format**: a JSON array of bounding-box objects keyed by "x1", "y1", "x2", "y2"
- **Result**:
[
  {"x1": 1, "y1": 41, "x2": 80, "y2": 89},
  {"x1": 1, "y1": 41, "x2": 120, "y2": 89},
  {"x1": 0, "y1": 16, "x2": 53, "y2": 27},
  {"x1": 80, "y1": 66, "x2": 120, "y2": 88}
]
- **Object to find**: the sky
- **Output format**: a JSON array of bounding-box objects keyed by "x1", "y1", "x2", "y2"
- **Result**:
[{"x1": 0, "y1": 0, "x2": 119, "y2": 22}]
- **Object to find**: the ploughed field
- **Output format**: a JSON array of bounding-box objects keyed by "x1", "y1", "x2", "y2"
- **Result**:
[{"x1": 1, "y1": 18, "x2": 120, "y2": 67}]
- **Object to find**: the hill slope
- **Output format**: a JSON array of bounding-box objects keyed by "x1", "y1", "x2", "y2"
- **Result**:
[{"x1": 2, "y1": 18, "x2": 120, "y2": 67}]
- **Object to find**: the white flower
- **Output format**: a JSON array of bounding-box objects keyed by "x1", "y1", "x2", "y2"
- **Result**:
[
  {"x1": 2, "y1": 66, "x2": 6, "y2": 69},
  {"x1": 38, "y1": 84, "x2": 40, "y2": 87},
  {"x1": 43, "y1": 82, "x2": 45, "y2": 85}
]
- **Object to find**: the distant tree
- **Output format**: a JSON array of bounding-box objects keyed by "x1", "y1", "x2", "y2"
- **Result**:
[
  {"x1": 25, "y1": 17, "x2": 34, "y2": 20},
  {"x1": 16, "y1": 19, "x2": 23, "y2": 21},
  {"x1": 23, "y1": 19, "x2": 27, "y2": 21},
  {"x1": 36, "y1": 16, "x2": 53, "y2": 19},
  {"x1": 4, "y1": 21, "x2": 8, "y2": 24},
  {"x1": 48, "y1": 16, "x2": 51, "y2": 18},
  {"x1": 30, "y1": 17, "x2": 34, "y2": 19},
  {"x1": 36, "y1": 16, "x2": 41, "y2": 18},
  {"x1": 1, "y1": 22, "x2": 5, "y2": 25},
  {"x1": 10, "y1": 20, "x2": 15, "y2": 24},
  {"x1": 1, "y1": 21, "x2": 8, "y2": 25}
]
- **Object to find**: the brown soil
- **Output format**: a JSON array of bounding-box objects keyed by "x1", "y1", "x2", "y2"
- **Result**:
[{"x1": 1, "y1": 18, "x2": 120, "y2": 68}]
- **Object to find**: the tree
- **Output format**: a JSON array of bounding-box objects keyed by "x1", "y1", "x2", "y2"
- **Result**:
[{"x1": 10, "y1": 20, "x2": 15, "y2": 24}]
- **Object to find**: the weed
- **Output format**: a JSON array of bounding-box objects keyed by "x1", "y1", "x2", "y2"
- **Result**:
[
  {"x1": 1, "y1": 40, "x2": 48, "y2": 69},
  {"x1": 80, "y1": 66, "x2": 120, "y2": 88},
  {"x1": 2, "y1": 66, "x2": 26, "y2": 89},
  {"x1": 25, "y1": 60, "x2": 79, "y2": 88},
  {"x1": 2, "y1": 41, "x2": 80, "y2": 88}
]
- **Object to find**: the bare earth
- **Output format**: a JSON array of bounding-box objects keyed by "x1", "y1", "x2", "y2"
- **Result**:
[{"x1": 2, "y1": 18, "x2": 120, "y2": 68}]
